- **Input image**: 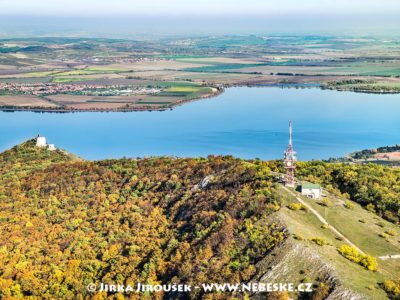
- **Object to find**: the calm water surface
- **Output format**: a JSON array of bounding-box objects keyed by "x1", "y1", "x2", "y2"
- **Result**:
[{"x1": 0, "y1": 87, "x2": 399, "y2": 161}]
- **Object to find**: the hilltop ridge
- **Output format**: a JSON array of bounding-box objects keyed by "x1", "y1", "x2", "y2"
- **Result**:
[{"x1": 0, "y1": 141, "x2": 399, "y2": 299}]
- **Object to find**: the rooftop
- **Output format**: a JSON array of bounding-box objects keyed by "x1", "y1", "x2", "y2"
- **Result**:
[{"x1": 301, "y1": 183, "x2": 321, "y2": 190}]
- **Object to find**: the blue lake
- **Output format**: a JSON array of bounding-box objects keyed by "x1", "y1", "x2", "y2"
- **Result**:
[{"x1": 0, "y1": 87, "x2": 399, "y2": 161}]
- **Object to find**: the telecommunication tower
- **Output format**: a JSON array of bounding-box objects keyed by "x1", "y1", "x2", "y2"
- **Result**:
[{"x1": 283, "y1": 121, "x2": 297, "y2": 187}]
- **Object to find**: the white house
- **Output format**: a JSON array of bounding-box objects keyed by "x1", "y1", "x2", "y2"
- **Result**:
[
  {"x1": 300, "y1": 183, "x2": 323, "y2": 199},
  {"x1": 48, "y1": 144, "x2": 56, "y2": 151},
  {"x1": 36, "y1": 136, "x2": 47, "y2": 147}
]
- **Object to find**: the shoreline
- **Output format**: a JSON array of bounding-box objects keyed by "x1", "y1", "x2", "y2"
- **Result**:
[
  {"x1": 0, "y1": 87, "x2": 224, "y2": 113},
  {"x1": 1, "y1": 82, "x2": 400, "y2": 113}
]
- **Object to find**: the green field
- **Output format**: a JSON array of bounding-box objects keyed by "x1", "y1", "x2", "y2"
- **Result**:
[{"x1": 157, "y1": 85, "x2": 213, "y2": 98}]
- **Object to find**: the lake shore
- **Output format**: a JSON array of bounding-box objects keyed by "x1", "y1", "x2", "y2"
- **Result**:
[
  {"x1": 2, "y1": 78, "x2": 400, "y2": 113},
  {"x1": 0, "y1": 86, "x2": 224, "y2": 113}
]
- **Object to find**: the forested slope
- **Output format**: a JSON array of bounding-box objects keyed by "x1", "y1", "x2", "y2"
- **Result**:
[
  {"x1": 1, "y1": 142, "x2": 399, "y2": 299},
  {"x1": 0, "y1": 142, "x2": 285, "y2": 299}
]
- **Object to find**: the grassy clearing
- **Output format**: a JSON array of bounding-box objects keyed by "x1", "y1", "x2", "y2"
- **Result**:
[
  {"x1": 277, "y1": 186, "x2": 400, "y2": 298},
  {"x1": 300, "y1": 194, "x2": 400, "y2": 257}
]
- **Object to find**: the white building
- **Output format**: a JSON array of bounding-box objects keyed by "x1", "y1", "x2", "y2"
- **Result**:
[
  {"x1": 36, "y1": 136, "x2": 47, "y2": 147},
  {"x1": 47, "y1": 144, "x2": 56, "y2": 151},
  {"x1": 36, "y1": 135, "x2": 57, "y2": 151},
  {"x1": 300, "y1": 183, "x2": 323, "y2": 199}
]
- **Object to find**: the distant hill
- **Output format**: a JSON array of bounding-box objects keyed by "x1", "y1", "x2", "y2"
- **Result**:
[
  {"x1": 325, "y1": 145, "x2": 400, "y2": 167},
  {"x1": 0, "y1": 141, "x2": 399, "y2": 299},
  {"x1": 350, "y1": 145, "x2": 400, "y2": 160}
]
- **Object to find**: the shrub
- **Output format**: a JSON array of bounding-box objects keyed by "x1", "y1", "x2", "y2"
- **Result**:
[
  {"x1": 338, "y1": 245, "x2": 378, "y2": 271},
  {"x1": 310, "y1": 237, "x2": 327, "y2": 246},
  {"x1": 359, "y1": 255, "x2": 378, "y2": 271},
  {"x1": 385, "y1": 229, "x2": 396, "y2": 236},
  {"x1": 288, "y1": 203, "x2": 305, "y2": 211},
  {"x1": 293, "y1": 234, "x2": 304, "y2": 241},
  {"x1": 338, "y1": 245, "x2": 360, "y2": 262},
  {"x1": 342, "y1": 192, "x2": 350, "y2": 199},
  {"x1": 379, "y1": 233, "x2": 389, "y2": 239},
  {"x1": 312, "y1": 283, "x2": 331, "y2": 300},
  {"x1": 358, "y1": 219, "x2": 366, "y2": 223},
  {"x1": 344, "y1": 200, "x2": 355, "y2": 209},
  {"x1": 383, "y1": 210, "x2": 399, "y2": 224},
  {"x1": 366, "y1": 203, "x2": 376, "y2": 213},
  {"x1": 318, "y1": 198, "x2": 333, "y2": 207},
  {"x1": 321, "y1": 224, "x2": 329, "y2": 229},
  {"x1": 383, "y1": 279, "x2": 400, "y2": 299},
  {"x1": 377, "y1": 221, "x2": 385, "y2": 228}
]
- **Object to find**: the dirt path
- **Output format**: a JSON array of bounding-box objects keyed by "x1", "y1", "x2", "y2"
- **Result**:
[
  {"x1": 282, "y1": 186, "x2": 366, "y2": 255},
  {"x1": 379, "y1": 255, "x2": 400, "y2": 260}
]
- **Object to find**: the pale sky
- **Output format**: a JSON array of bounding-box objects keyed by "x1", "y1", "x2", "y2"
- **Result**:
[
  {"x1": 1, "y1": 0, "x2": 399, "y2": 37},
  {"x1": 1, "y1": 0, "x2": 399, "y2": 16}
]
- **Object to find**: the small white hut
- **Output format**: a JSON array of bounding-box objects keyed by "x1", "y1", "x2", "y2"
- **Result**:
[{"x1": 300, "y1": 183, "x2": 323, "y2": 199}]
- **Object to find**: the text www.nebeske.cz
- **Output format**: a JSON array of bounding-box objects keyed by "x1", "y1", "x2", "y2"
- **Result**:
[{"x1": 88, "y1": 282, "x2": 313, "y2": 293}]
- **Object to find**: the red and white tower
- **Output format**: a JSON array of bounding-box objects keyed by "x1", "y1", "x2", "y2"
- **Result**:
[{"x1": 283, "y1": 121, "x2": 297, "y2": 187}]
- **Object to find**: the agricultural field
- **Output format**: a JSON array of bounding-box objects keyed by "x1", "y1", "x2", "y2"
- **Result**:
[
  {"x1": 374, "y1": 152, "x2": 400, "y2": 160},
  {"x1": 1, "y1": 35, "x2": 400, "y2": 111},
  {"x1": 0, "y1": 94, "x2": 59, "y2": 108}
]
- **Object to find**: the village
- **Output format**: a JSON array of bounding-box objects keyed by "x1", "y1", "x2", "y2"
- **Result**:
[{"x1": 0, "y1": 82, "x2": 161, "y2": 97}]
